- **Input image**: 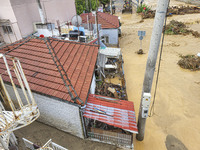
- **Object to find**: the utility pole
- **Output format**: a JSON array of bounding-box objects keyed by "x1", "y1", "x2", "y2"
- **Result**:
[{"x1": 136, "y1": 0, "x2": 169, "y2": 141}]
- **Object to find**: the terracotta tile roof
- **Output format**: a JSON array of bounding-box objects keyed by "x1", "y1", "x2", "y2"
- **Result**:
[
  {"x1": 0, "y1": 37, "x2": 98, "y2": 105},
  {"x1": 80, "y1": 12, "x2": 119, "y2": 29}
]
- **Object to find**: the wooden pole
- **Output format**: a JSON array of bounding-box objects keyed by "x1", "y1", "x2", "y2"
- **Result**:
[{"x1": 136, "y1": 0, "x2": 169, "y2": 141}]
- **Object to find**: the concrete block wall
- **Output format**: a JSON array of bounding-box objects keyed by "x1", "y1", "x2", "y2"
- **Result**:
[{"x1": 5, "y1": 84, "x2": 84, "y2": 139}]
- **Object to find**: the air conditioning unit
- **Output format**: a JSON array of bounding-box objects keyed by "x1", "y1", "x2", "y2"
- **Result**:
[{"x1": 79, "y1": 36, "x2": 88, "y2": 43}]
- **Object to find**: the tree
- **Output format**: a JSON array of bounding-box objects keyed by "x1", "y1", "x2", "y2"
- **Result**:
[{"x1": 75, "y1": 0, "x2": 99, "y2": 15}]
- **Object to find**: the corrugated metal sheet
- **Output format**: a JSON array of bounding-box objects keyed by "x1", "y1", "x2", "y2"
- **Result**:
[{"x1": 84, "y1": 94, "x2": 138, "y2": 134}]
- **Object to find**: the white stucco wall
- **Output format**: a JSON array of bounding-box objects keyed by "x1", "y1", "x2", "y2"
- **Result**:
[
  {"x1": 5, "y1": 84, "x2": 84, "y2": 139},
  {"x1": 41, "y1": 0, "x2": 76, "y2": 25},
  {"x1": 101, "y1": 28, "x2": 118, "y2": 45},
  {"x1": 10, "y1": 0, "x2": 41, "y2": 37},
  {"x1": 0, "y1": 0, "x2": 22, "y2": 43},
  {"x1": 0, "y1": 0, "x2": 77, "y2": 43}
]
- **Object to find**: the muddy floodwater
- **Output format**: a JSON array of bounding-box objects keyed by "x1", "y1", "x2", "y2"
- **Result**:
[{"x1": 118, "y1": 0, "x2": 200, "y2": 149}]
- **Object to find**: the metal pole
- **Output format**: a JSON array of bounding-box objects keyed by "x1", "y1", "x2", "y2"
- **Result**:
[
  {"x1": 136, "y1": 0, "x2": 169, "y2": 141},
  {"x1": 56, "y1": 20, "x2": 61, "y2": 36},
  {"x1": 110, "y1": 0, "x2": 112, "y2": 14},
  {"x1": 0, "y1": 137, "x2": 9, "y2": 150},
  {"x1": 74, "y1": 1, "x2": 80, "y2": 40},
  {"x1": 85, "y1": 0, "x2": 89, "y2": 12},
  {"x1": 89, "y1": 0, "x2": 92, "y2": 11},
  {"x1": 95, "y1": 0, "x2": 100, "y2": 46}
]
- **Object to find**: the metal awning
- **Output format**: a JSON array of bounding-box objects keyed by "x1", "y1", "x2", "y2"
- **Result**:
[
  {"x1": 99, "y1": 48, "x2": 121, "y2": 58},
  {"x1": 84, "y1": 94, "x2": 138, "y2": 134}
]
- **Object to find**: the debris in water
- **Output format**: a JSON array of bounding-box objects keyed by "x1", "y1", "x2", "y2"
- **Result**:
[
  {"x1": 136, "y1": 49, "x2": 144, "y2": 55},
  {"x1": 178, "y1": 55, "x2": 200, "y2": 71},
  {"x1": 140, "y1": 6, "x2": 200, "y2": 19},
  {"x1": 165, "y1": 20, "x2": 200, "y2": 38},
  {"x1": 96, "y1": 82, "x2": 127, "y2": 100}
]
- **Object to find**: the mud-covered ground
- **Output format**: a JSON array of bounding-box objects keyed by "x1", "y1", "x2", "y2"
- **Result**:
[
  {"x1": 118, "y1": 0, "x2": 200, "y2": 150},
  {"x1": 14, "y1": 121, "x2": 117, "y2": 150}
]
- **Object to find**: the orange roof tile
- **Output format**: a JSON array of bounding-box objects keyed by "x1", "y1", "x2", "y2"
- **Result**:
[
  {"x1": 0, "y1": 37, "x2": 99, "y2": 105},
  {"x1": 80, "y1": 12, "x2": 119, "y2": 29}
]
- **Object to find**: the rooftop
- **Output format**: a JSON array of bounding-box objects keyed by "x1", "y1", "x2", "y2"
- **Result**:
[
  {"x1": 0, "y1": 37, "x2": 99, "y2": 105},
  {"x1": 80, "y1": 12, "x2": 120, "y2": 29}
]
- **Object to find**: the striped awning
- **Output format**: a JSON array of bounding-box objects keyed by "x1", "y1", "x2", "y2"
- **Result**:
[{"x1": 83, "y1": 94, "x2": 138, "y2": 134}]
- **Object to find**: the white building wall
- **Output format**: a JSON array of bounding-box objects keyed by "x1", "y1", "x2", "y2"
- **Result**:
[
  {"x1": 41, "y1": 0, "x2": 76, "y2": 25},
  {"x1": 10, "y1": 0, "x2": 40, "y2": 37},
  {"x1": 5, "y1": 84, "x2": 84, "y2": 139},
  {"x1": 0, "y1": 0, "x2": 22, "y2": 43},
  {"x1": 101, "y1": 28, "x2": 118, "y2": 45},
  {"x1": 0, "y1": 0, "x2": 77, "y2": 43}
]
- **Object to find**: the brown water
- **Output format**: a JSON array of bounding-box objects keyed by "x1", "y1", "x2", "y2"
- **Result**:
[{"x1": 118, "y1": 1, "x2": 200, "y2": 149}]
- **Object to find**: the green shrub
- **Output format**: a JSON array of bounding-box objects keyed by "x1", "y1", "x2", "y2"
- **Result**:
[{"x1": 137, "y1": 4, "x2": 151, "y2": 13}]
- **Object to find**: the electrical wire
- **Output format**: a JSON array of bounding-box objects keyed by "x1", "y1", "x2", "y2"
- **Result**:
[{"x1": 149, "y1": 0, "x2": 171, "y2": 117}]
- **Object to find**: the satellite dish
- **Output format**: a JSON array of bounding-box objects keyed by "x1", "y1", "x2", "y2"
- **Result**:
[{"x1": 71, "y1": 15, "x2": 82, "y2": 26}]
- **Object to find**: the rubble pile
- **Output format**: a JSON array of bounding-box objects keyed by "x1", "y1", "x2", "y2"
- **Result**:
[
  {"x1": 168, "y1": 6, "x2": 200, "y2": 15},
  {"x1": 136, "y1": 49, "x2": 144, "y2": 55},
  {"x1": 178, "y1": 55, "x2": 200, "y2": 71},
  {"x1": 165, "y1": 20, "x2": 200, "y2": 38},
  {"x1": 141, "y1": 6, "x2": 200, "y2": 19},
  {"x1": 95, "y1": 81, "x2": 127, "y2": 100},
  {"x1": 88, "y1": 119, "x2": 131, "y2": 134}
]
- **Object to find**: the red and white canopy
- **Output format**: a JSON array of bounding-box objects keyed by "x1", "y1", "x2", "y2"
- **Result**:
[{"x1": 83, "y1": 94, "x2": 138, "y2": 134}]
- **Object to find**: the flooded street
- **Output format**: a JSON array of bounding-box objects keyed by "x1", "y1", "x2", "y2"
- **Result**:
[{"x1": 117, "y1": 0, "x2": 200, "y2": 149}]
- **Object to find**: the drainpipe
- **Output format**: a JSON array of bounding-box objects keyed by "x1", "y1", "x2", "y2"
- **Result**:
[
  {"x1": 37, "y1": 0, "x2": 46, "y2": 24},
  {"x1": 80, "y1": 105, "x2": 87, "y2": 138}
]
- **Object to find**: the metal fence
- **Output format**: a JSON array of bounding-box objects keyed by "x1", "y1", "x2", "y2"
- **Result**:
[
  {"x1": 23, "y1": 138, "x2": 68, "y2": 150},
  {"x1": 88, "y1": 128, "x2": 133, "y2": 147}
]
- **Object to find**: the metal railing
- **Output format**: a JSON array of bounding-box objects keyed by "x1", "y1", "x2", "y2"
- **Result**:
[
  {"x1": 23, "y1": 138, "x2": 68, "y2": 150},
  {"x1": 0, "y1": 54, "x2": 40, "y2": 149}
]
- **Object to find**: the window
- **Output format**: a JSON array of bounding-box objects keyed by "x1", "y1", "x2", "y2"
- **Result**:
[
  {"x1": 36, "y1": 24, "x2": 47, "y2": 29},
  {"x1": 101, "y1": 35, "x2": 109, "y2": 44},
  {"x1": 2, "y1": 25, "x2": 13, "y2": 34},
  {"x1": 36, "y1": 23, "x2": 55, "y2": 30}
]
